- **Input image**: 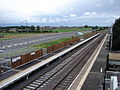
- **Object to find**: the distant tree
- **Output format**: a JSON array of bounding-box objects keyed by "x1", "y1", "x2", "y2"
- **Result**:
[
  {"x1": 92, "y1": 25, "x2": 99, "y2": 30},
  {"x1": 36, "y1": 26, "x2": 40, "y2": 30},
  {"x1": 84, "y1": 25, "x2": 88, "y2": 28},
  {"x1": 112, "y1": 18, "x2": 120, "y2": 51},
  {"x1": 30, "y1": 25, "x2": 35, "y2": 30},
  {"x1": 95, "y1": 25, "x2": 98, "y2": 29}
]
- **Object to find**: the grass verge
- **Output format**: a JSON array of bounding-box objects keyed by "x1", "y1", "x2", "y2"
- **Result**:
[{"x1": 33, "y1": 38, "x2": 71, "y2": 48}]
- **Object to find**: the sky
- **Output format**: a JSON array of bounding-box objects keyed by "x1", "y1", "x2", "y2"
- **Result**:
[{"x1": 0, "y1": 0, "x2": 120, "y2": 26}]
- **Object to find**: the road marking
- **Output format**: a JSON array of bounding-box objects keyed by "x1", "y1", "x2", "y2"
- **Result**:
[
  {"x1": 7, "y1": 45, "x2": 12, "y2": 47},
  {"x1": 100, "y1": 68, "x2": 103, "y2": 72},
  {"x1": 24, "y1": 42, "x2": 27, "y2": 44},
  {"x1": 19, "y1": 43, "x2": 23, "y2": 45},
  {"x1": 67, "y1": 34, "x2": 108, "y2": 90},
  {"x1": 14, "y1": 44, "x2": 18, "y2": 46}
]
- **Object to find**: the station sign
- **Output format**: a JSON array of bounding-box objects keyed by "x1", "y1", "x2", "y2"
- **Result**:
[
  {"x1": 12, "y1": 57, "x2": 21, "y2": 62},
  {"x1": 31, "y1": 52, "x2": 35, "y2": 55}
]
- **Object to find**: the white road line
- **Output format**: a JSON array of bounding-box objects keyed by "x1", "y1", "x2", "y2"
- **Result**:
[
  {"x1": 19, "y1": 43, "x2": 23, "y2": 45},
  {"x1": 14, "y1": 44, "x2": 18, "y2": 46},
  {"x1": 67, "y1": 34, "x2": 108, "y2": 90},
  {"x1": 7, "y1": 46, "x2": 12, "y2": 47},
  {"x1": 24, "y1": 42, "x2": 27, "y2": 44}
]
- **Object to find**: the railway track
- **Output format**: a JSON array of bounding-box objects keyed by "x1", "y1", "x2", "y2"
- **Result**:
[{"x1": 20, "y1": 33, "x2": 105, "y2": 90}]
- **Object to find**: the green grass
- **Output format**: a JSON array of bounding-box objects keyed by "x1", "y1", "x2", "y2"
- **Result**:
[
  {"x1": 51, "y1": 28, "x2": 92, "y2": 32},
  {"x1": 33, "y1": 38, "x2": 71, "y2": 48}
]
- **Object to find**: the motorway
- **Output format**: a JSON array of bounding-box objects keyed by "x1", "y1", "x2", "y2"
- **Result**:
[{"x1": 0, "y1": 31, "x2": 90, "y2": 53}]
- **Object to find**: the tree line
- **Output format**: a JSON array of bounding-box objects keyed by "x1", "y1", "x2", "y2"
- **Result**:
[{"x1": 0, "y1": 25, "x2": 109, "y2": 33}]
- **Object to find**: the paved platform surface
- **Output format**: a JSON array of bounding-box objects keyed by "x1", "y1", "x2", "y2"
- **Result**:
[
  {"x1": 81, "y1": 38, "x2": 109, "y2": 90},
  {"x1": 0, "y1": 47, "x2": 67, "y2": 81}
]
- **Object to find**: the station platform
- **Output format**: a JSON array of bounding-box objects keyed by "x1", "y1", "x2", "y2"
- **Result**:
[
  {"x1": 67, "y1": 34, "x2": 108, "y2": 90},
  {"x1": 81, "y1": 36, "x2": 109, "y2": 90}
]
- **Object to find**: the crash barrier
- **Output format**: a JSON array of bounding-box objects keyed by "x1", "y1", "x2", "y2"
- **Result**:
[
  {"x1": 47, "y1": 36, "x2": 80, "y2": 53},
  {"x1": 0, "y1": 49, "x2": 43, "y2": 69}
]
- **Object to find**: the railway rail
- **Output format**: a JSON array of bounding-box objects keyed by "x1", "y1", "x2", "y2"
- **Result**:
[
  {"x1": 0, "y1": 33, "x2": 106, "y2": 90},
  {"x1": 20, "y1": 33, "x2": 105, "y2": 90}
]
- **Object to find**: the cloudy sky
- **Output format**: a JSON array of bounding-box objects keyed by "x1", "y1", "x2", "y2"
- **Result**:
[{"x1": 0, "y1": 0, "x2": 120, "y2": 26}]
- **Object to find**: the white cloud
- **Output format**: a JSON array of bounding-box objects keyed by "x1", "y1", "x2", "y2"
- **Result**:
[
  {"x1": 83, "y1": 12, "x2": 97, "y2": 16},
  {"x1": 69, "y1": 14, "x2": 77, "y2": 17},
  {"x1": 41, "y1": 18, "x2": 48, "y2": 22},
  {"x1": 55, "y1": 18, "x2": 61, "y2": 22},
  {"x1": 113, "y1": 15, "x2": 120, "y2": 19}
]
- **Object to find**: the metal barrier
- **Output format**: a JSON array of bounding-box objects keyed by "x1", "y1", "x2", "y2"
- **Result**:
[{"x1": 0, "y1": 58, "x2": 12, "y2": 68}]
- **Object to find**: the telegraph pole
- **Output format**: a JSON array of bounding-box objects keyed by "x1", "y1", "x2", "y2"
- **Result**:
[{"x1": 25, "y1": 20, "x2": 28, "y2": 33}]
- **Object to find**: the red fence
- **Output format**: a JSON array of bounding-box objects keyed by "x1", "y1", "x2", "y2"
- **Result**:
[
  {"x1": 46, "y1": 32, "x2": 97, "y2": 54},
  {"x1": 11, "y1": 49, "x2": 43, "y2": 68},
  {"x1": 83, "y1": 32, "x2": 97, "y2": 39},
  {"x1": 47, "y1": 36, "x2": 80, "y2": 53}
]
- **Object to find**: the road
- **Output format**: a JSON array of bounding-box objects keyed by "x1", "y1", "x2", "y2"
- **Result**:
[{"x1": 0, "y1": 31, "x2": 91, "y2": 53}]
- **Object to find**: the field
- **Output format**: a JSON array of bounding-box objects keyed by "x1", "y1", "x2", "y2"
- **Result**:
[
  {"x1": 0, "y1": 33, "x2": 46, "y2": 40},
  {"x1": 52, "y1": 28, "x2": 92, "y2": 32},
  {"x1": 0, "y1": 28, "x2": 91, "y2": 40}
]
